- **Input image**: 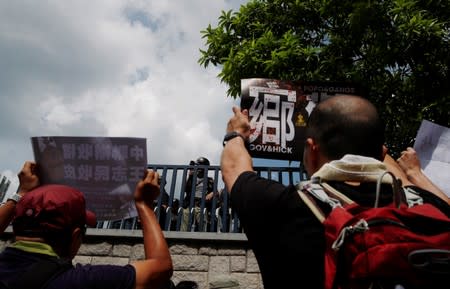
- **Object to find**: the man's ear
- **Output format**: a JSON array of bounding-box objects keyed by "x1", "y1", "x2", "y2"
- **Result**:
[
  {"x1": 382, "y1": 145, "x2": 388, "y2": 161},
  {"x1": 303, "y1": 138, "x2": 320, "y2": 176},
  {"x1": 69, "y1": 227, "x2": 83, "y2": 259}
]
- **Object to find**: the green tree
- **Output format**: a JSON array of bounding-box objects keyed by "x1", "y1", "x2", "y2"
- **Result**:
[{"x1": 199, "y1": 0, "x2": 450, "y2": 157}]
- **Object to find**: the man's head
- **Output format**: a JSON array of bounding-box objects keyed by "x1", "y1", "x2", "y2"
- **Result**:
[
  {"x1": 194, "y1": 157, "x2": 210, "y2": 166},
  {"x1": 303, "y1": 95, "x2": 385, "y2": 176},
  {"x1": 12, "y1": 184, "x2": 96, "y2": 258},
  {"x1": 191, "y1": 157, "x2": 210, "y2": 178}
]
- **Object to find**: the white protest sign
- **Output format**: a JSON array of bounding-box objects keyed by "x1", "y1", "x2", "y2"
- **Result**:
[{"x1": 413, "y1": 120, "x2": 450, "y2": 197}]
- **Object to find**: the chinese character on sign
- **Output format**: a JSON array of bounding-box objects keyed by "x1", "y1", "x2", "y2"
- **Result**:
[
  {"x1": 31, "y1": 137, "x2": 147, "y2": 221},
  {"x1": 241, "y1": 78, "x2": 359, "y2": 161}
]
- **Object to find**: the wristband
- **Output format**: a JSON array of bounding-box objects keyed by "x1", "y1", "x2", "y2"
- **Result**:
[
  {"x1": 7, "y1": 193, "x2": 22, "y2": 204},
  {"x1": 223, "y1": 131, "x2": 249, "y2": 148}
]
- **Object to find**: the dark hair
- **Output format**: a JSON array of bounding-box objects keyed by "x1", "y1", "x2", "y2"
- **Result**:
[
  {"x1": 195, "y1": 157, "x2": 210, "y2": 166},
  {"x1": 193, "y1": 157, "x2": 209, "y2": 178},
  {"x1": 305, "y1": 95, "x2": 385, "y2": 160}
]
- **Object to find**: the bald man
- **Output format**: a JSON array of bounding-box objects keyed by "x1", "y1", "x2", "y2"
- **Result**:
[{"x1": 220, "y1": 95, "x2": 450, "y2": 289}]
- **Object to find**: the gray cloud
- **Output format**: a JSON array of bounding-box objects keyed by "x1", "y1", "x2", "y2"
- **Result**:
[{"x1": 0, "y1": 1, "x2": 246, "y2": 173}]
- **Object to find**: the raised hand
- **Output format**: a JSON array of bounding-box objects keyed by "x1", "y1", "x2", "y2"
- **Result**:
[
  {"x1": 17, "y1": 161, "x2": 40, "y2": 195},
  {"x1": 134, "y1": 169, "x2": 160, "y2": 207}
]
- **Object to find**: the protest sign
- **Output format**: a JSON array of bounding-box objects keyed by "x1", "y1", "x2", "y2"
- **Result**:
[
  {"x1": 31, "y1": 136, "x2": 147, "y2": 221},
  {"x1": 240, "y1": 78, "x2": 359, "y2": 160},
  {"x1": 413, "y1": 120, "x2": 450, "y2": 197}
]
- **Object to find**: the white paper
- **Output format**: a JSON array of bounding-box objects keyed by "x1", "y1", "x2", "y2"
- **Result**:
[{"x1": 413, "y1": 120, "x2": 450, "y2": 197}]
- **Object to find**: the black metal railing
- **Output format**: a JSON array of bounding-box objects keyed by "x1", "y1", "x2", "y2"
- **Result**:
[{"x1": 96, "y1": 164, "x2": 307, "y2": 233}]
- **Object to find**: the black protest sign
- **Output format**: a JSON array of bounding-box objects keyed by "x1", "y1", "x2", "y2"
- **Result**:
[{"x1": 240, "y1": 78, "x2": 359, "y2": 161}]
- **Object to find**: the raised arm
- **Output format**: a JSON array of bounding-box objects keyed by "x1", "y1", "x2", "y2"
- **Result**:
[
  {"x1": 397, "y1": 147, "x2": 449, "y2": 204},
  {"x1": 383, "y1": 153, "x2": 414, "y2": 187},
  {"x1": 0, "y1": 161, "x2": 40, "y2": 233},
  {"x1": 131, "y1": 169, "x2": 173, "y2": 289},
  {"x1": 220, "y1": 106, "x2": 253, "y2": 194}
]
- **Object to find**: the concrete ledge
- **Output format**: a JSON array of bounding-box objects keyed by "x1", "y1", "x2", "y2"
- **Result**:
[
  {"x1": 3, "y1": 226, "x2": 248, "y2": 242},
  {"x1": 85, "y1": 228, "x2": 248, "y2": 242}
]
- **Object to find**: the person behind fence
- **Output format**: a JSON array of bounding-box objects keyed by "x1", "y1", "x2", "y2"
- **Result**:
[
  {"x1": 0, "y1": 161, "x2": 173, "y2": 289},
  {"x1": 214, "y1": 188, "x2": 229, "y2": 232},
  {"x1": 181, "y1": 157, "x2": 216, "y2": 232},
  {"x1": 155, "y1": 175, "x2": 180, "y2": 231},
  {"x1": 220, "y1": 95, "x2": 450, "y2": 289},
  {"x1": 154, "y1": 175, "x2": 171, "y2": 230},
  {"x1": 215, "y1": 188, "x2": 241, "y2": 233}
]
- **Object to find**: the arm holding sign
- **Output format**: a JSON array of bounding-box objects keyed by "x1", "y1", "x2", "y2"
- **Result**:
[
  {"x1": 0, "y1": 161, "x2": 40, "y2": 233},
  {"x1": 220, "y1": 106, "x2": 253, "y2": 194},
  {"x1": 384, "y1": 149, "x2": 449, "y2": 205},
  {"x1": 383, "y1": 153, "x2": 414, "y2": 186},
  {"x1": 131, "y1": 169, "x2": 173, "y2": 289},
  {"x1": 397, "y1": 147, "x2": 449, "y2": 204}
]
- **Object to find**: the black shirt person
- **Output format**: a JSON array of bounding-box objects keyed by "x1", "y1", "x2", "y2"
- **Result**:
[{"x1": 220, "y1": 95, "x2": 450, "y2": 289}]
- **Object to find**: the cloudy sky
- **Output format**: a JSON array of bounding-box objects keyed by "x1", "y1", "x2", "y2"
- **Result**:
[{"x1": 0, "y1": 0, "x2": 253, "y2": 175}]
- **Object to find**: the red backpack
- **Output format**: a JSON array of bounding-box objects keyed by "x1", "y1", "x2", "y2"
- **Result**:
[{"x1": 298, "y1": 171, "x2": 450, "y2": 289}]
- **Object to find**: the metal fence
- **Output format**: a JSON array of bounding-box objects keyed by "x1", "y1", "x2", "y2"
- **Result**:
[{"x1": 96, "y1": 164, "x2": 307, "y2": 233}]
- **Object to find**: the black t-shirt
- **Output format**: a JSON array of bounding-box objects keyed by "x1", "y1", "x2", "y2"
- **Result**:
[
  {"x1": 231, "y1": 171, "x2": 450, "y2": 289},
  {"x1": 231, "y1": 171, "x2": 325, "y2": 289}
]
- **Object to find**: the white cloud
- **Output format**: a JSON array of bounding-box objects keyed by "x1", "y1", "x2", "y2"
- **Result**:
[{"x1": 0, "y1": 0, "x2": 245, "y2": 172}]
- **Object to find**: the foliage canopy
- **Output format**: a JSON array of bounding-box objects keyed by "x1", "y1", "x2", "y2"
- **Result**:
[{"x1": 199, "y1": 0, "x2": 450, "y2": 156}]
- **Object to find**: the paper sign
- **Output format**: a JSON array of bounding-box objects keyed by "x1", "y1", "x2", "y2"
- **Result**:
[
  {"x1": 240, "y1": 78, "x2": 359, "y2": 160},
  {"x1": 31, "y1": 136, "x2": 147, "y2": 221},
  {"x1": 413, "y1": 120, "x2": 450, "y2": 197}
]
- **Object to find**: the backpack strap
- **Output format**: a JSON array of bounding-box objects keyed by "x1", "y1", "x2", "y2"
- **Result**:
[
  {"x1": 0, "y1": 258, "x2": 73, "y2": 289},
  {"x1": 297, "y1": 178, "x2": 354, "y2": 223},
  {"x1": 309, "y1": 155, "x2": 410, "y2": 209},
  {"x1": 374, "y1": 171, "x2": 408, "y2": 208},
  {"x1": 298, "y1": 186, "x2": 326, "y2": 223},
  {"x1": 298, "y1": 170, "x2": 409, "y2": 223},
  {"x1": 403, "y1": 186, "x2": 424, "y2": 207}
]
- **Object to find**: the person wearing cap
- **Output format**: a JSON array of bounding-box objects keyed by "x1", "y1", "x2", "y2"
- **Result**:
[{"x1": 0, "y1": 161, "x2": 173, "y2": 289}]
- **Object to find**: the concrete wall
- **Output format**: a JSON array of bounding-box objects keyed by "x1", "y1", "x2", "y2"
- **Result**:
[{"x1": 1, "y1": 229, "x2": 263, "y2": 289}]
